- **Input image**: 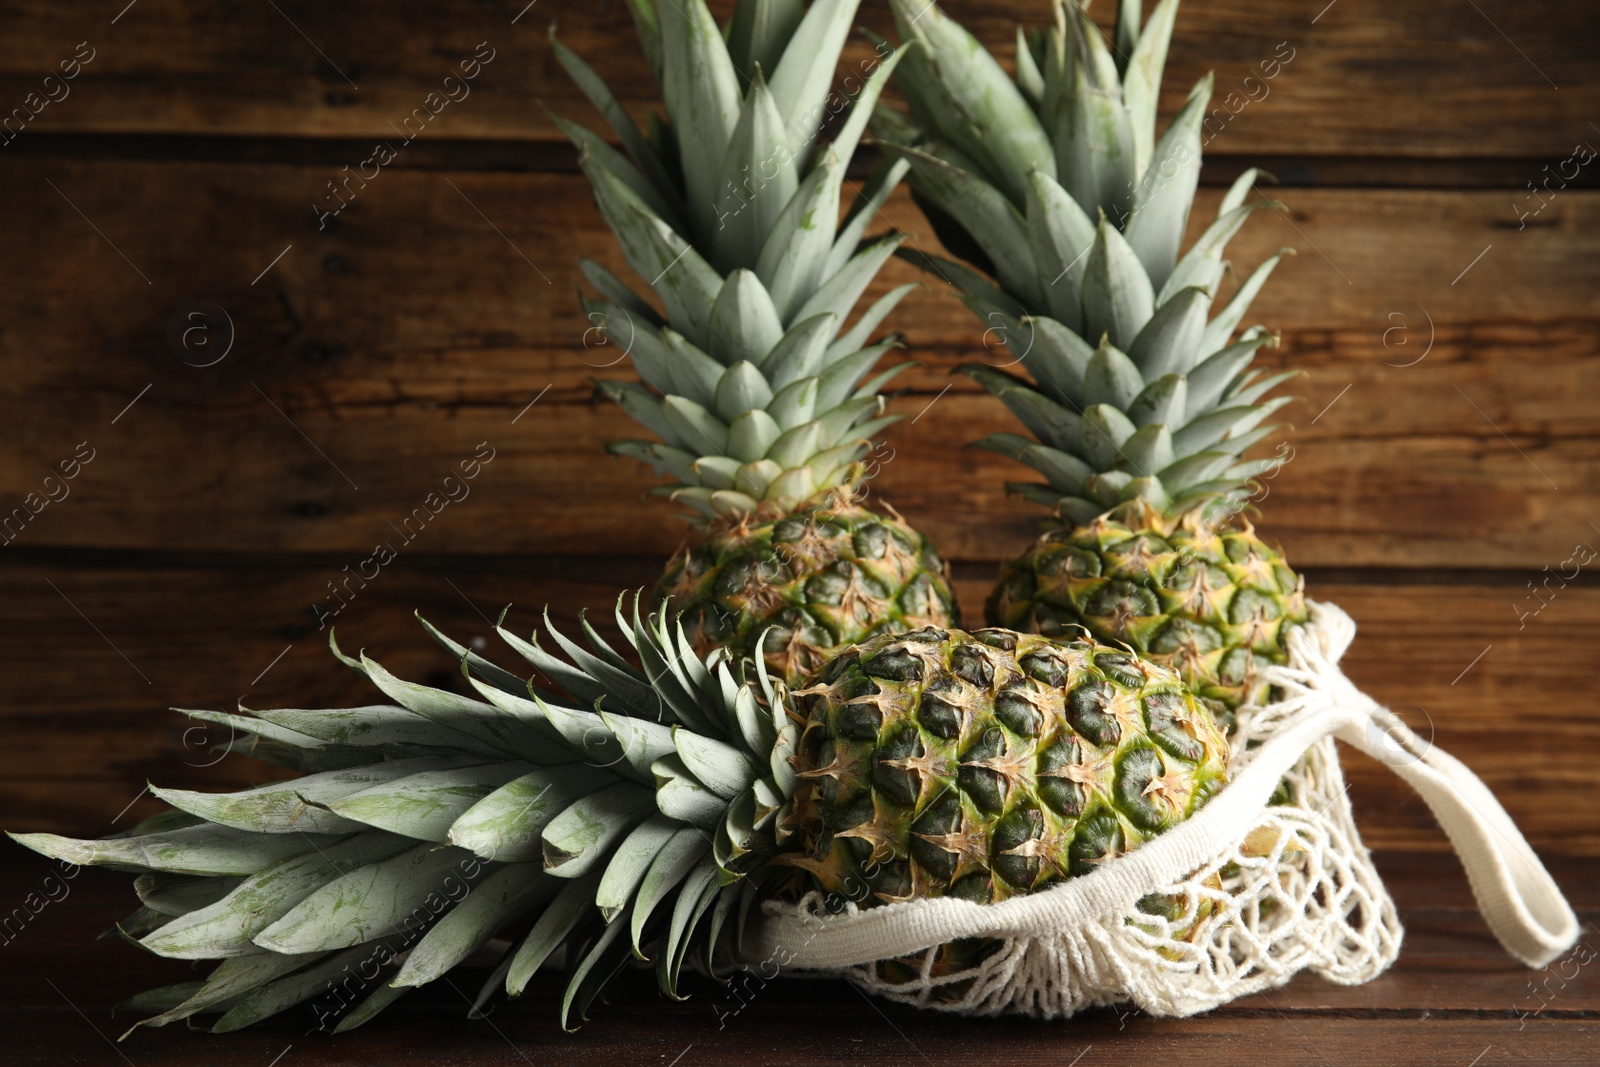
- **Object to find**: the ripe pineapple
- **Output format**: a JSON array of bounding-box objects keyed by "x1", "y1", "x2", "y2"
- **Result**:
[
  {"x1": 557, "y1": 0, "x2": 957, "y2": 683},
  {"x1": 785, "y1": 626, "x2": 1228, "y2": 904},
  {"x1": 11, "y1": 599, "x2": 1227, "y2": 1031},
  {"x1": 875, "y1": 0, "x2": 1306, "y2": 723}
]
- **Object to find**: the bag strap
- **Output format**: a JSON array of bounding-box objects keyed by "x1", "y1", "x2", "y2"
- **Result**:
[
  {"x1": 752, "y1": 604, "x2": 1579, "y2": 972},
  {"x1": 1338, "y1": 707, "x2": 1578, "y2": 968}
]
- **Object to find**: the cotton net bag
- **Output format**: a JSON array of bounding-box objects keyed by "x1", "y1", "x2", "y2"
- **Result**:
[{"x1": 745, "y1": 602, "x2": 1579, "y2": 1018}]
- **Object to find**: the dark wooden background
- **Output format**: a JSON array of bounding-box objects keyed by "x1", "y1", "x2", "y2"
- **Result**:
[{"x1": 1, "y1": 1, "x2": 1598, "y2": 1062}]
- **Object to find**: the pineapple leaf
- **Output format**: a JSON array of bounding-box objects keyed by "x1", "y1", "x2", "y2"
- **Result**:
[
  {"x1": 149, "y1": 760, "x2": 463, "y2": 836},
  {"x1": 1120, "y1": 422, "x2": 1176, "y2": 474},
  {"x1": 1015, "y1": 25, "x2": 1045, "y2": 105},
  {"x1": 120, "y1": 953, "x2": 315, "y2": 1035},
  {"x1": 661, "y1": 396, "x2": 731, "y2": 458},
  {"x1": 415, "y1": 612, "x2": 531, "y2": 699},
  {"x1": 1127, "y1": 372, "x2": 1189, "y2": 429},
  {"x1": 578, "y1": 259, "x2": 661, "y2": 325},
  {"x1": 651, "y1": 755, "x2": 728, "y2": 829},
  {"x1": 541, "y1": 781, "x2": 656, "y2": 878},
  {"x1": 896, "y1": 247, "x2": 1026, "y2": 319},
  {"x1": 595, "y1": 813, "x2": 680, "y2": 922},
  {"x1": 1128, "y1": 286, "x2": 1210, "y2": 378},
  {"x1": 1124, "y1": 74, "x2": 1212, "y2": 291},
  {"x1": 1124, "y1": 0, "x2": 1179, "y2": 178},
  {"x1": 899, "y1": 146, "x2": 1041, "y2": 307},
  {"x1": 707, "y1": 269, "x2": 785, "y2": 367},
  {"x1": 252, "y1": 843, "x2": 483, "y2": 954},
  {"x1": 628, "y1": 827, "x2": 711, "y2": 957},
  {"x1": 712, "y1": 72, "x2": 797, "y2": 273},
  {"x1": 1185, "y1": 334, "x2": 1277, "y2": 421},
  {"x1": 553, "y1": 111, "x2": 685, "y2": 235},
  {"x1": 765, "y1": 378, "x2": 819, "y2": 432},
  {"x1": 762, "y1": 312, "x2": 837, "y2": 389},
  {"x1": 358, "y1": 655, "x2": 542, "y2": 763},
  {"x1": 1158, "y1": 200, "x2": 1266, "y2": 306},
  {"x1": 448, "y1": 764, "x2": 619, "y2": 863},
  {"x1": 550, "y1": 35, "x2": 677, "y2": 205},
  {"x1": 713, "y1": 361, "x2": 775, "y2": 422},
  {"x1": 1025, "y1": 168, "x2": 1096, "y2": 330},
  {"x1": 1155, "y1": 450, "x2": 1236, "y2": 493},
  {"x1": 755, "y1": 153, "x2": 844, "y2": 322},
  {"x1": 1083, "y1": 339, "x2": 1145, "y2": 409},
  {"x1": 961, "y1": 364, "x2": 1082, "y2": 451},
  {"x1": 660, "y1": 857, "x2": 722, "y2": 991},
  {"x1": 660, "y1": 329, "x2": 725, "y2": 408},
  {"x1": 332, "y1": 980, "x2": 410, "y2": 1034},
  {"x1": 393, "y1": 863, "x2": 554, "y2": 987},
  {"x1": 1020, "y1": 314, "x2": 1096, "y2": 407},
  {"x1": 1199, "y1": 249, "x2": 1293, "y2": 357},
  {"x1": 828, "y1": 42, "x2": 907, "y2": 180},
  {"x1": 1081, "y1": 217, "x2": 1155, "y2": 351},
  {"x1": 726, "y1": 0, "x2": 805, "y2": 84},
  {"x1": 140, "y1": 833, "x2": 413, "y2": 959},
  {"x1": 9, "y1": 825, "x2": 341, "y2": 878},
  {"x1": 825, "y1": 288, "x2": 914, "y2": 367},
  {"x1": 659, "y1": 0, "x2": 742, "y2": 240},
  {"x1": 765, "y1": 0, "x2": 862, "y2": 166},
  {"x1": 888, "y1": 0, "x2": 1054, "y2": 203},
  {"x1": 504, "y1": 873, "x2": 603, "y2": 997},
  {"x1": 582, "y1": 159, "x2": 723, "y2": 347},
  {"x1": 212, "y1": 940, "x2": 400, "y2": 1033},
  {"x1": 727, "y1": 408, "x2": 784, "y2": 462},
  {"x1": 672, "y1": 728, "x2": 762, "y2": 799},
  {"x1": 327, "y1": 761, "x2": 530, "y2": 842},
  {"x1": 1080, "y1": 403, "x2": 1138, "y2": 470},
  {"x1": 597, "y1": 380, "x2": 684, "y2": 450},
  {"x1": 1054, "y1": 32, "x2": 1134, "y2": 226},
  {"x1": 801, "y1": 231, "x2": 908, "y2": 333}
]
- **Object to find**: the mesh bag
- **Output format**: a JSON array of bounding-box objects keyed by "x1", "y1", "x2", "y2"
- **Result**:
[{"x1": 747, "y1": 603, "x2": 1577, "y2": 1017}]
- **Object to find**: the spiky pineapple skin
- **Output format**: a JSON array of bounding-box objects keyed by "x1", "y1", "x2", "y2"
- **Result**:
[
  {"x1": 987, "y1": 503, "x2": 1308, "y2": 731},
  {"x1": 786, "y1": 627, "x2": 1229, "y2": 905},
  {"x1": 657, "y1": 490, "x2": 959, "y2": 687}
]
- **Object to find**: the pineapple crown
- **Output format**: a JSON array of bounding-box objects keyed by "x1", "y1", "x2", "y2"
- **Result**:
[
  {"x1": 874, "y1": 0, "x2": 1297, "y2": 525},
  {"x1": 555, "y1": 0, "x2": 920, "y2": 522},
  {"x1": 11, "y1": 595, "x2": 800, "y2": 1033}
]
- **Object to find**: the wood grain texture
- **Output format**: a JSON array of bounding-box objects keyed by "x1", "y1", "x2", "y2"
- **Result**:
[
  {"x1": 2, "y1": 157, "x2": 1597, "y2": 564},
  {"x1": 0, "y1": 2, "x2": 1594, "y2": 1060},
  {"x1": 0, "y1": 856, "x2": 1595, "y2": 1065},
  {"x1": 0, "y1": 0, "x2": 1595, "y2": 158},
  {"x1": 4, "y1": 563, "x2": 1597, "y2": 855}
]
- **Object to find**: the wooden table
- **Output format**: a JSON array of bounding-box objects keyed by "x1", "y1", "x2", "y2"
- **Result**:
[
  {"x1": 2, "y1": 0, "x2": 1598, "y2": 1062},
  {"x1": 3, "y1": 852, "x2": 1596, "y2": 1065}
]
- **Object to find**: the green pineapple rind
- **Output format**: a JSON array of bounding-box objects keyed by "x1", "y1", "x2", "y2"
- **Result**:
[
  {"x1": 658, "y1": 486, "x2": 960, "y2": 686},
  {"x1": 785, "y1": 626, "x2": 1229, "y2": 905},
  {"x1": 989, "y1": 502, "x2": 1308, "y2": 733}
]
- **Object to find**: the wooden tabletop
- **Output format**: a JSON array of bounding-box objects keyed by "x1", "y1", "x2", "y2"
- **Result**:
[
  {"x1": 1, "y1": 0, "x2": 1598, "y2": 1062},
  {"x1": 3, "y1": 851, "x2": 1596, "y2": 1066}
]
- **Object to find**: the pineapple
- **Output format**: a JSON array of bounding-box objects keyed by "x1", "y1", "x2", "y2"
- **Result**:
[
  {"x1": 786, "y1": 626, "x2": 1228, "y2": 904},
  {"x1": 10, "y1": 599, "x2": 1227, "y2": 1031},
  {"x1": 874, "y1": 0, "x2": 1306, "y2": 724},
  {"x1": 557, "y1": 0, "x2": 957, "y2": 683}
]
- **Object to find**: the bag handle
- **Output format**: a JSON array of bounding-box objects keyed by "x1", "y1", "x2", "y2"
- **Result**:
[
  {"x1": 1339, "y1": 707, "x2": 1578, "y2": 968},
  {"x1": 752, "y1": 604, "x2": 1579, "y2": 971}
]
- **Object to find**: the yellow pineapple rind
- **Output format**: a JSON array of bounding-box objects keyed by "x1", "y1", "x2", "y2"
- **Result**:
[{"x1": 987, "y1": 500, "x2": 1309, "y2": 728}]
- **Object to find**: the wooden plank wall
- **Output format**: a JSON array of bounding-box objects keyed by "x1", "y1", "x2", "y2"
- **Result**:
[{"x1": 1, "y1": 0, "x2": 1597, "y2": 856}]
